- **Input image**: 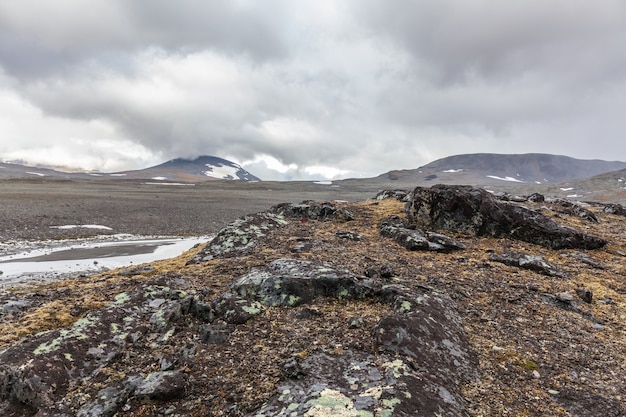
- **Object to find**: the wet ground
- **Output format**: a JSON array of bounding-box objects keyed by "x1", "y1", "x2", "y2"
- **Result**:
[{"x1": 0, "y1": 234, "x2": 209, "y2": 287}]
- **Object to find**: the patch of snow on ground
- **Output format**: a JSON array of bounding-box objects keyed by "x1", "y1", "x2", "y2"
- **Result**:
[
  {"x1": 110, "y1": 173, "x2": 127, "y2": 177},
  {"x1": 486, "y1": 175, "x2": 524, "y2": 183},
  {"x1": 203, "y1": 163, "x2": 241, "y2": 180},
  {"x1": 89, "y1": 173, "x2": 103, "y2": 177},
  {"x1": 50, "y1": 224, "x2": 113, "y2": 230},
  {"x1": 26, "y1": 171, "x2": 45, "y2": 177},
  {"x1": 443, "y1": 169, "x2": 463, "y2": 173},
  {"x1": 567, "y1": 194, "x2": 582, "y2": 198},
  {"x1": 314, "y1": 181, "x2": 333, "y2": 185},
  {"x1": 560, "y1": 187, "x2": 574, "y2": 191},
  {"x1": 151, "y1": 176, "x2": 168, "y2": 180}
]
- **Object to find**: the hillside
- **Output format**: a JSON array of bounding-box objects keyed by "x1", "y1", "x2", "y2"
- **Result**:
[
  {"x1": 116, "y1": 156, "x2": 261, "y2": 182},
  {"x1": 379, "y1": 153, "x2": 626, "y2": 185},
  {"x1": 0, "y1": 186, "x2": 624, "y2": 416},
  {"x1": 0, "y1": 156, "x2": 261, "y2": 182}
]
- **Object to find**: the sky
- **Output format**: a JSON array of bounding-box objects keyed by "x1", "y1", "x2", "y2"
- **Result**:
[{"x1": 1, "y1": 0, "x2": 625, "y2": 181}]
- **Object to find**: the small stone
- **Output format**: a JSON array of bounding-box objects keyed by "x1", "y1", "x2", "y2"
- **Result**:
[
  {"x1": 575, "y1": 288, "x2": 593, "y2": 303},
  {"x1": 548, "y1": 389, "x2": 560, "y2": 395},
  {"x1": 532, "y1": 370, "x2": 541, "y2": 378},
  {"x1": 592, "y1": 323, "x2": 604, "y2": 331},
  {"x1": 556, "y1": 292, "x2": 575, "y2": 303},
  {"x1": 492, "y1": 345, "x2": 504, "y2": 352}
]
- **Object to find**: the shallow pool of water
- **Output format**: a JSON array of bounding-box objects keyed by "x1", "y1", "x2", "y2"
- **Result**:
[{"x1": 0, "y1": 235, "x2": 209, "y2": 286}]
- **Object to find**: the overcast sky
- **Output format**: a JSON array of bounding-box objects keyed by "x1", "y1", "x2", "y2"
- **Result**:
[{"x1": 1, "y1": 1, "x2": 625, "y2": 180}]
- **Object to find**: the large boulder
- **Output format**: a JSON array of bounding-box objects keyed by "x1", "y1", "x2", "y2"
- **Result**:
[
  {"x1": 227, "y1": 259, "x2": 479, "y2": 417},
  {"x1": 406, "y1": 185, "x2": 606, "y2": 250}
]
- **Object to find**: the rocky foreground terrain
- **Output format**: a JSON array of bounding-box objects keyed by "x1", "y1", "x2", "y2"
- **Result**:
[{"x1": 0, "y1": 185, "x2": 625, "y2": 416}]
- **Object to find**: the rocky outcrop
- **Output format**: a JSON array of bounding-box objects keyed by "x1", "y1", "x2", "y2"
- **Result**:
[
  {"x1": 271, "y1": 201, "x2": 355, "y2": 221},
  {"x1": 229, "y1": 259, "x2": 479, "y2": 417},
  {"x1": 406, "y1": 185, "x2": 606, "y2": 249},
  {"x1": 187, "y1": 212, "x2": 288, "y2": 263},
  {"x1": 0, "y1": 186, "x2": 623, "y2": 417}
]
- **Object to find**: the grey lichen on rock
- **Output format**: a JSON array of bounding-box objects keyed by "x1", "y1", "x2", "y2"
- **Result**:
[{"x1": 187, "y1": 212, "x2": 288, "y2": 263}]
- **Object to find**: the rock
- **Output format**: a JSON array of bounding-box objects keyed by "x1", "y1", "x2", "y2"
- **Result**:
[
  {"x1": 0, "y1": 299, "x2": 31, "y2": 315},
  {"x1": 555, "y1": 388, "x2": 626, "y2": 417},
  {"x1": 576, "y1": 288, "x2": 593, "y2": 303},
  {"x1": 490, "y1": 251, "x2": 568, "y2": 278},
  {"x1": 556, "y1": 292, "x2": 575, "y2": 303},
  {"x1": 374, "y1": 189, "x2": 411, "y2": 202},
  {"x1": 211, "y1": 293, "x2": 265, "y2": 324},
  {"x1": 562, "y1": 251, "x2": 604, "y2": 269},
  {"x1": 247, "y1": 279, "x2": 478, "y2": 417},
  {"x1": 0, "y1": 285, "x2": 187, "y2": 415},
  {"x1": 132, "y1": 370, "x2": 186, "y2": 401},
  {"x1": 187, "y1": 212, "x2": 288, "y2": 263},
  {"x1": 406, "y1": 185, "x2": 606, "y2": 250},
  {"x1": 272, "y1": 201, "x2": 354, "y2": 221},
  {"x1": 380, "y1": 218, "x2": 467, "y2": 253},
  {"x1": 231, "y1": 259, "x2": 376, "y2": 307},
  {"x1": 77, "y1": 384, "x2": 134, "y2": 417},
  {"x1": 527, "y1": 193, "x2": 545, "y2": 203},
  {"x1": 335, "y1": 230, "x2": 362, "y2": 240},
  {"x1": 602, "y1": 203, "x2": 626, "y2": 216},
  {"x1": 550, "y1": 199, "x2": 600, "y2": 223},
  {"x1": 200, "y1": 324, "x2": 235, "y2": 344}
]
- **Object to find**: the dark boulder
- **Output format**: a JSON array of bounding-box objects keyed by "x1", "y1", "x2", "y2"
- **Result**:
[
  {"x1": 272, "y1": 200, "x2": 355, "y2": 221},
  {"x1": 406, "y1": 185, "x2": 606, "y2": 250}
]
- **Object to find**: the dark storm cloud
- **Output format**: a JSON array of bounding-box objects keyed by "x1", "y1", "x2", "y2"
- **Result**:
[
  {"x1": 0, "y1": 1, "x2": 287, "y2": 79},
  {"x1": 1, "y1": 1, "x2": 626, "y2": 178}
]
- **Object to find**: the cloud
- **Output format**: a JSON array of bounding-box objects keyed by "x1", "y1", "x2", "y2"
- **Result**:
[{"x1": 1, "y1": 1, "x2": 626, "y2": 178}]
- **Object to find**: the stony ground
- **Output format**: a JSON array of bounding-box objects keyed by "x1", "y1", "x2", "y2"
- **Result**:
[{"x1": 0, "y1": 181, "x2": 625, "y2": 416}]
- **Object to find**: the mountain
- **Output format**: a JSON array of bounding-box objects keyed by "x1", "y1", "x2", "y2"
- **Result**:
[
  {"x1": 115, "y1": 156, "x2": 261, "y2": 182},
  {"x1": 0, "y1": 156, "x2": 262, "y2": 182},
  {"x1": 378, "y1": 153, "x2": 626, "y2": 185}
]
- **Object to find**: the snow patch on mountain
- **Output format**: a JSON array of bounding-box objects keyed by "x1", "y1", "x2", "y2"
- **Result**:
[
  {"x1": 486, "y1": 175, "x2": 525, "y2": 183},
  {"x1": 203, "y1": 163, "x2": 243, "y2": 180}
]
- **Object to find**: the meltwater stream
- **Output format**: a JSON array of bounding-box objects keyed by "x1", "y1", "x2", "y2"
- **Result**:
[{"x1": 0, "y1": 235, "x2": 209, "y2": 287}]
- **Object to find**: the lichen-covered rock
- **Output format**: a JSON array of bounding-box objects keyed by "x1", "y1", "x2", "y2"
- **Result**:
[
  {"x1": 406, "y1": 185, "x2": 606, "y2": 249},
  {"x1": 0, "y1": 285, "x2": 187, "y2": 415},
  {"x1": 212, "y1": 292, "x2": 265, "y2": 324},
  {"x1": 231, "y1": 258, "x2": 376, "y2": 307},
  {"x1": 230, "y1": 259, "x2": 479, "y2": 417},
  {"x1": 272, "y1": 201, "x2": 354, "y2": 221},
  {"x1": 187, "y1": 212, "x2": 288, "y2": 263},
  {"x1": 490, "y1": 251, "x2": 568, "y2": 278}
]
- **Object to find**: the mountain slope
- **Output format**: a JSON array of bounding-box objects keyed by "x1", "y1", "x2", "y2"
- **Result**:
[
  {"x1": 379, "y1": 153, "x2": 626, "y2": 185},
  {"x1": 113, "y1": 156, "x2": 261, "y2": 182}
]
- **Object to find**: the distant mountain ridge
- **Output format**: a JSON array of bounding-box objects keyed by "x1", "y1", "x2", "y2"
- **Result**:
[
  {"x1": 0, "y1": 156, "x2": 261, "y2": 182},
  {"x1": 117, "y1": 156, "x2": 261, "y2": 182},
  {"x1": 381, "y1": 153, "x2": 626, "y2": 184}
]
